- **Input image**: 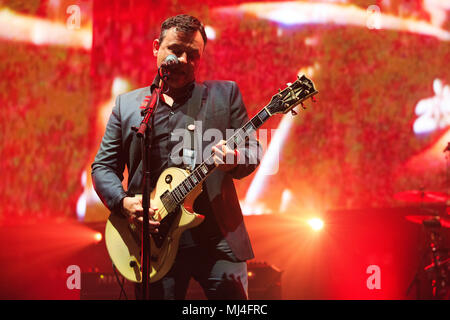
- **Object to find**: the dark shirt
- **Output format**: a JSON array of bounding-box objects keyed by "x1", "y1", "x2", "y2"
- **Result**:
[{"x1": 148, "y1": 80, "x2": 222, "y2": 248}]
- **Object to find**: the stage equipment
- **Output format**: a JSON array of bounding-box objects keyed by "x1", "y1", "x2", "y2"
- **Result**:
[
  {"x1": 405, "y1": 211, "x2": 450, "y2": 299},
  {"x1": 80, "y1": 261, "x2": 282, "y2": 300}
]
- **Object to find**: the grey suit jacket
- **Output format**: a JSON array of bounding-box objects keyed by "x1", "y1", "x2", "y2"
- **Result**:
[{"x1": 91, "y1": 80, "x2": 261, "y2": 261}]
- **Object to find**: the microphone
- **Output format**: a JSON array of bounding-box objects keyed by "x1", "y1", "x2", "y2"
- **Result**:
[
  {"x1": 159, "y1": 54, "x2": 179, "y2": 80},
  {"x1": 161, "y1": 54, "x2": 179, "y2": 68}
]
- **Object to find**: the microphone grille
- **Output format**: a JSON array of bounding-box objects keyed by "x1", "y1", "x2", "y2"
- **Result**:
[{"x1": 165, "y1": 54, "x2": 178, "y2": 64}]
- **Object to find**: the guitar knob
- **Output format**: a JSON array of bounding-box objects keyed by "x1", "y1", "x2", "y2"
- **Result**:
[{"x1": 165, "y1": 174, "x2": 173, "y2": 184}]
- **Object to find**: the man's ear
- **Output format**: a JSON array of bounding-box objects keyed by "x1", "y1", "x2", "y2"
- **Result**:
[{"x1": 153, "y1": 39, "x2": 160, "y2": 57}]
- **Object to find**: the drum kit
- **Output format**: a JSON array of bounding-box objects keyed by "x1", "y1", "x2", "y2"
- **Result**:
[{"x1": 395, "y1": 189, "x2": 450, "y2": 299}]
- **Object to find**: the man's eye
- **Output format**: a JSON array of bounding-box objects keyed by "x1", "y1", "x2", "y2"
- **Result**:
[{"x1": 190, "y1": 53, "x2": 200, "y2": 60}]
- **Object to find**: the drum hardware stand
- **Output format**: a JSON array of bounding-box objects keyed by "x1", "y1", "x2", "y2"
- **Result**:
[
  {"x1": 406, "y1": 219, "x2": 449, "y2": 299},
  {"x1": 422, "y1": 143, "x2": 450, "y2": 299},
  {"x1": 423, "y1": 224, "x2": 449, "y2": 299},
  {"x1": 406, "y1": 143, "x2": 450, "y2": 299}
]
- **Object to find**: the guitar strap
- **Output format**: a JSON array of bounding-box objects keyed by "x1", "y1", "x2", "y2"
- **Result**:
[{"x1": 182, "y1": 82, "x2": 207, "y2": 171}]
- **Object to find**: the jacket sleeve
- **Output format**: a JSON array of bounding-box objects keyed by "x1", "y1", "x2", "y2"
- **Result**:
[
  {"x1": 227, "y1": 82, "x2": 263, "y2": 180},
  {"x1": 91, "y1": 95, "x2": 128, "y2": 213}
]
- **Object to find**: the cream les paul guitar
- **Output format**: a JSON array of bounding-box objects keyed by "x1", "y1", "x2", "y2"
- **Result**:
[{"x1": 105, "y1": 75, "x2": 318, "y2": 283}]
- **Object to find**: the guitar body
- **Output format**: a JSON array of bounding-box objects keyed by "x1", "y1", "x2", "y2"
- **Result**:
[{"x1": 104, "y1": 167, "x2": 204, "y2": 283}]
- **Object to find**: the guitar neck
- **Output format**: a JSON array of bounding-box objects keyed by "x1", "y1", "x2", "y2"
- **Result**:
[
  {"x1": 162, "y1": 74, "x2": 318, "y2": 209},
  {"x1": 167, "y1": 106, "x2": 273, "y2": 206}
]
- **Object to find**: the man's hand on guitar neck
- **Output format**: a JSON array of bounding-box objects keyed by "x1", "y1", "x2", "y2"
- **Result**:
[
  {"x1": 212, "y1": 140, "x2": 240, "y2": 172},
  {"x1": 121, "y1": 197, "x2": 160, "y2": 233}
]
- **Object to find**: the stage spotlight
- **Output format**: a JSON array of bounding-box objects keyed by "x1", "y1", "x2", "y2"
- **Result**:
[
  {"x1": 205, "y1": 25, "x2": 216, "y2": 40},
  {"x1": 94, "y1": 232, "x2": 102, "y2": 243},
  {"x1": 307, "y1": 218, "x2": 324, "y2": 231},
  {"x1": 0, "y1": 8, "x2": 92, "y2": 48}
]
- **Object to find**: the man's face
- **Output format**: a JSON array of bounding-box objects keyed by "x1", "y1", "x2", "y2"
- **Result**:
[{"x1": 153, "y1": 27, "x2": 205, "y2": 89}]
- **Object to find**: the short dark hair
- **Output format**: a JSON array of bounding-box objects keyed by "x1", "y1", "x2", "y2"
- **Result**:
[{"x1": 159, "y1": 14, "x2": 207, "y2": 46}]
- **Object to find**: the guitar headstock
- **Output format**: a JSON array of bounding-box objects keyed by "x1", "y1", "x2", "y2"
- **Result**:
[{"x1": 267, "y1": 75, "x2": 318, "y2": 115}]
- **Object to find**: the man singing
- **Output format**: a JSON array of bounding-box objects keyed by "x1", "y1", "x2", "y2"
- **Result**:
[{"x1": 92, "y1": 14, "x2": 261, "y2": 299}]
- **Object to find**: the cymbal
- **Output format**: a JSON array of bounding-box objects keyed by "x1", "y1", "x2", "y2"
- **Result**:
[
  {"x1": 405, "y1": 215, "x2": 450, "y2": 228},
  {"x1": 394, "y1": 190, "x2": 449, "y2": 203}
]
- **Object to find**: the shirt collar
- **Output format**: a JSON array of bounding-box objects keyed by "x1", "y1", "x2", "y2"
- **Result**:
[{"x1": 150, "y1": 74, "x2": 196, "y2": 104}]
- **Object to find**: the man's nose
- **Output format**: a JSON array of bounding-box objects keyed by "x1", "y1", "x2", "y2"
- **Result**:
[{"x1": 178, "y1": 52, "x2": 188, "y2": 63}]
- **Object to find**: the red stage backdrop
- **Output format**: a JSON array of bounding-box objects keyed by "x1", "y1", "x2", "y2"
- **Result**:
[{"x1": 0, "y1": 0, "x2": 449, "y2": 299}]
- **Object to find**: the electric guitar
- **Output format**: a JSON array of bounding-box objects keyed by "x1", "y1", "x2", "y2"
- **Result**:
[{"x1": 105, "y1": 75, "x2": 318, "y2": 283}]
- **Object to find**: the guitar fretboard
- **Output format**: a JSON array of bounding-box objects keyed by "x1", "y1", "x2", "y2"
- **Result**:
[
  {"x1": 159, "y1": 74, "x2": 318, "y2": 212},
  {"x1": 163, "y1": 106, "x2": 272, "y2": 208}
]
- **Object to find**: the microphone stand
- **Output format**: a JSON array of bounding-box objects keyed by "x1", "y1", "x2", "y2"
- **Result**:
[
  {"x1": 134, "y1": 71, "x2": 167, "y2": 300},
  {"x1": 445, "y1": 143, "x2": 450, "y2": 204}
]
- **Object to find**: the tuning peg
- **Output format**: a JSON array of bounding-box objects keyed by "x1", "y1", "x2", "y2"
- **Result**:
[
  {"x1": 291, "y1": 109, "x2": 298, "y2": 116},
  {"x1": 300, "y1": 102, "x2": 307, "y2": 110}
]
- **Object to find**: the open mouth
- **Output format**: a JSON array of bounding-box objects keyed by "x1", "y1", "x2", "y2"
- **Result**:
[{"x1": 169, "y1": 70, "x2": 187, "y2": 78}]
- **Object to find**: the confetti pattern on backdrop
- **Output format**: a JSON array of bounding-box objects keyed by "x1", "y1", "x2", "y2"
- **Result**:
[{"x1": 0, "y1": 0, "x2": 449, "y2": 224}]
